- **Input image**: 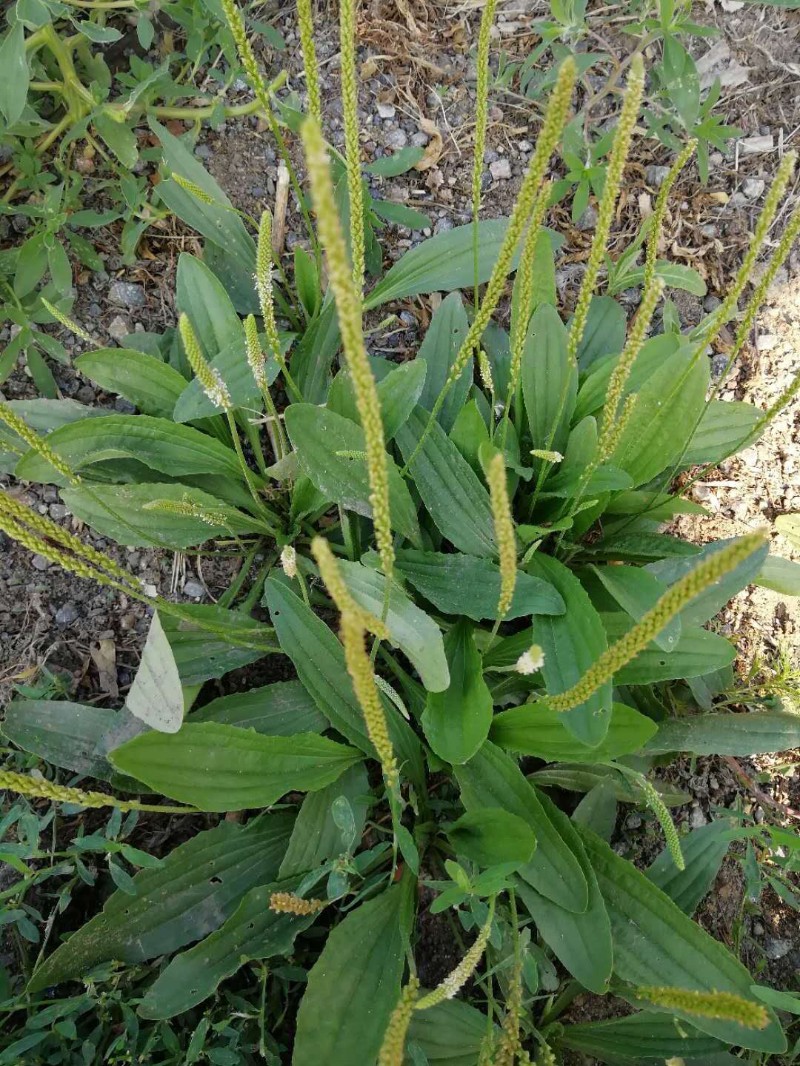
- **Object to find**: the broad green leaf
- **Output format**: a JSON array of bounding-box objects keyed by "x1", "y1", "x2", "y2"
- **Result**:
[
  {"x1": 422, "y1": 620, "x2": 492, "y2": 763},
  {"x1": 528, "y1": 554, "x2": 612, "y2": 747},
  {"x1": 192, "y1": 680, "x2": 327, "y2": 735},
  {"x1": 617, "y1": 259, "x2": 707, "y2": 296},
  {"x1": 511, "y1": 229, "x2": 556, "y2": 344},
  {"x1": 446, "y1": 808, "x2": 536, "y2": 868},
  {"x1": 93, "y1": 112, "x2": 138, "y2": 168},
  {"x1": 758, "y1": 554, "x2": 800, "y2": 596},
  {"x1": 28, "y1": 817, "x2": 293, "y2": 992},
  {"x1": 575, "y1": 295, "x2": 627, "y2": 369},
  {"x1": 407, "y1": 1000, "x2": 494, "y2": 1066},
  {"x1": 340, "y1": 561, "x2": 449, "y2": 692},
  {"x1": 366, "y1": 219, "x2": 527, "y2": 309},
  {"x1": 515, "y1": 792, "x2": 612, "y2": 993},
  {"x1": 455, "y1": 741, "x2": 589, "y2": 912},
  {"x1": 110, "y1": 723, "x2": 362, "y2": 811},
  {"x1": 327, "y1": 358, "x2": 427, "y2": 442},
  {"x1": 74, "y1": 349, "x2": 186, "y2": 418},
  {"x1": 647, "y1": 819, "x2": 733, "y2": 915},
  {"x1": 294, "y1": 245, "x2": 320, "y2": 318},
  {"x1": 531, "y1": 764, "x2": 689, "y2": 806},
  {"x1": 139, "y1": 881, "x2": 315, "y2": 1020},
  {"x1": 176, "y1": 252, "x2": 243, "y2": 362},
  {"x1": 291, "y1": 300, "x2": 339, "y2": 404},
  {"x1": 15, "y1": 414, "x2": 241, "y2": 486},
  {"x1": 587, "y1": 563, "x2": 680, "y2": 652},
  {"x1": 160, "y1": 603, "x2": 272, "y2": 683},
  {"x1": 571, "y1": 780, "x2": 617, "y2": 841},
  {"x1": 388, "y1": 548, "x2": 564, "y2": 621},
  {"x1": 579, "y1": 827, "x2": 785, "y2": 1051},
  {"x1": 285, "y1": 404, "x2": 420, "y2": 545},
  {"x1": 644, "y1": 711, "x2": 800, "y2": 757},
  {"x1": 417, "y1": 292, "x2": 472, "y2": 432},
  {"x1": 279, "y1": 764, "x2": 370, "y2": 878},
  {"x1": 149, "y1": 119, "x2": 256, "y2": 280},
  {"x1": 292, "y1": 882, "x2": 413, "y2": 1065},
  {"x1": 575, "y1": 334, "x2": 679, "y2": 421},
  {"x1": 172, "y1": 332, "x2": 282, "y2": 421},
  {"x1": 124, "y1": 612, "x2": 183, "y2": 733},
  {"x1": 522, "y1": 304, "x2": 576, "y2": 456},
  {"x1": 558, "y1": 1011, "x2": 726, "y2": 1062},
  {"x1": 264, "y1": 580, "x2": 425, "y2": 790},
  {"x1": 647, "y1": 536, "x2": 769, "y2": 627},
  {"x1": 450, "y1": 398, "x2": 489, "y2": 475},
  {"x1": 491, "y1": 701, "x2": 657, "y2": 761},
  {"x1": 601, "y1": 612, "x2": 735, "y2": 684},
  {"x1": 364, "y1": 146, "x2": 425, "y2": 176},
  {"x1": 683, "y1": 399, "x2": 761, "y2": 466},
  {"x1": 0, "y1": 23, "x2": 30, "y2": 127},
  {"x1": 2, "y1": 700, "x2": 133, "y2": 785},
  {"x1": 396, "y1": 407, "x2": 496, "y2": 557},
  {"x1": 61, "y1": 482, "x2": 263, "y2": 549},
  {"x1": 610, "y1": 344, "x2": 710, "y2": 487}
]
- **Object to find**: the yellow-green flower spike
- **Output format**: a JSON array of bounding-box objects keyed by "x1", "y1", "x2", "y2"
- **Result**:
[
  {"x1": 296, "y1": 0, "x2": 322, "y2": 127},
  {"x1": 449, "y1": 59, "x2": 576, "y2": 393},
  {"x1": 170, "y1": 173, "x2": 216, "y2": 206},
  {"x1": 640, "y1": 777, "x2": 684, "y2": 870},
  {"x1": 0, "y1": 511, "x2": 123, "y2": 590},
  {"x1": 415, "y1": 898, "x2": 495, "y2": 1010},
  {"x1": 244, "y1": 313, "x2": 268, "y2": 393},
  {"x1": 178, "y1": 314, "x2": 231, "y2": 410},
  {"x1": 378, "y1": 977, "x2": 420, "y2": 1066},
  {"x1": 342, "y1": 613, "x2": 400, "y2": 795},
  {"x1": 598, "y1": 392, "x2": 636, "y2": 463},
  {"x1": 478, "y1": 349, "x2": 495, "y2": 396},
  {"x1": 311, "y1": 536, "x2": 390, "y2": 640},
  {"x1": 508, "y1": 182, "x2": 552, "y2": 399},
  {"x1": 339, "y1": 0, "x2": 365, "y2": 294},
  {"x1": 40, "y1": 297, "x2": 96, "y2": 347},
  {"x1": 567, "y1": 55, "x2": 645, "y2": 362},
  {"x1": 0, "y1": 403, "x2": 79, "y2": 486},
  {"x1": 598, "y1": 276, "x2": 664, "y2": 454},
  {"x1": 636, "y1": 987, "x2": 769, "y2": 1030},
  {"x1": 494, "y1": 958, "x2": 525, "y2": 1066},
  {"x1": 256, "y1": 211, "x2": 282, "y2": 359},
  {"x1": 0, "y1": 491, "x2": 137, "y2": 587},
  {"x1": 269, "y1": 891, "x2": 326, "y2": 916},
  {"x1": 302, "y1": 117, "x2": 395, "y2": 578},
  {"x1": 696, "y1": 150, "x2": 796, "y2": 352},
  {"x1": 642, "y1": 138, "x2": 697, "y2": 295},
  {"x1": 486, "y1": 453, "x2": 516, "y2": 621},
  {"x1": 471, "y1": 0, "x2": 498, "y2": 301},
  {"x1": 548, "y1": 531, "x2": 767, "y2": 710},
  {"x1": 0, "y1": 770, "x2": 196, "y2": 815},
  {"x1": 402, "y1": 60, "x2": 575, "y2": 475}
]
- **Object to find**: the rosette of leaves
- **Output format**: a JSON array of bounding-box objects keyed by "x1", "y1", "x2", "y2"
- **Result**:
[{"x1": 4, "y1": 5, "x2": 800, "y2": 1063}]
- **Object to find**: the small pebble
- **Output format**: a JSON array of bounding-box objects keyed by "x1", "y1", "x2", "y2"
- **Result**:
[
  {"x1": 183, "y1": 580, "x2": 206, "y2": 599},
  {"x1": 645, "y1": 164, "x2": 670, "y2": 188},
  {"x1": 108, "y1": 281, "x2": 146, "y2": 309},
  {"x1": 108, "y1": 315, "x2": 132, "y2": 343},
  {"x1": 742, "y1": 177, "x2": 765, "y2": 200},
  {"x1": 376, "y1": 102, "x2": 396, "y2": 120},
  {"x1": 384, "y1": 128, "x2": 408, "y2": 150},
  {"x1": 48, "y1": 504, "x2": 68, "y2": 521},
  {"x1": 689, "y1": 806, "x2": 708, "y2": 829},
  {"x1": 55, "y1": 603, "x2": 79, "y2": 626},
  {"x1": 489, "y1": 158, "x2": 512, "y2": 181},
  {"x1": 764, "y1": 938, "x2": 792, "y2": 961},
  {"x1": 31, "y1": 555, "x2": 50, "y2": 572}
]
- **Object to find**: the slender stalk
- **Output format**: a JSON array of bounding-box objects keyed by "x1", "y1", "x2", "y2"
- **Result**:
[
  {"x1": 340, "y1": 0, "x2": 365, "y2": 294},
  {"x1": 472, "y1": 0, "x2": 498, "y2": 309}
]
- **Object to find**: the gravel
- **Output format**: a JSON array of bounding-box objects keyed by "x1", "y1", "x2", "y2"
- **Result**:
[
  {"x1": 489, "y1": 158, "x2": 512, "y2": 181},
  {"x1": 182, "y1": 580, "x2": 206, "y2": 599},
  {"x1": 55, "y1": 603, "x2": 79, "y2": 626},
  {"x1": 107, "y1": 315, "x2": 132, "y2": 342},
  {"x1": 742, "y1": 177, "x2": 766, "y2": 199}
]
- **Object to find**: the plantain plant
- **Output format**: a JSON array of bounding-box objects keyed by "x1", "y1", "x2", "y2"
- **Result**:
[{"x1": 3, "y1": 1, "x2": 800, "y2": 1062}]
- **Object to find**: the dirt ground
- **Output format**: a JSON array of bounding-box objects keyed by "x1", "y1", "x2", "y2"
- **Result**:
[{"x1": 1, "y1": 0, "x2": 800, "y2": 1042}]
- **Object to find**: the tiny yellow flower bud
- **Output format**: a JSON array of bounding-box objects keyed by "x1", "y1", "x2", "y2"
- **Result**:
[
  {"x1": 245, "y1": 313, "x2": 268, "y2": 393},
  {"x1": 516, "y1": 645, "x2": 545, "y2": 675},
  {"x1": 269, "y1": 891, "x2": 325, "y2": 916}
]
